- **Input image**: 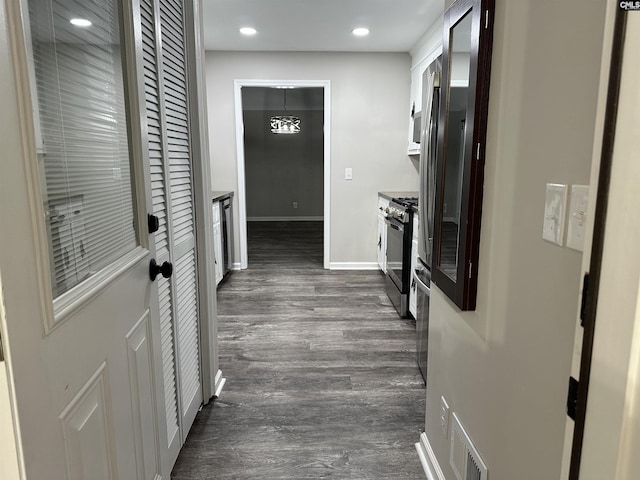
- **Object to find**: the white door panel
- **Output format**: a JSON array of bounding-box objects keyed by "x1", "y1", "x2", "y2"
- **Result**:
[
  {"x1": 0, "y1": 0, "x2": 201, "y2": 478},
  {"x1": 59, "y1": 363, "x2": 116, "y2": 480},
  {"x1": 126, "y1": 313, "x2": 162, "y2": 480}
]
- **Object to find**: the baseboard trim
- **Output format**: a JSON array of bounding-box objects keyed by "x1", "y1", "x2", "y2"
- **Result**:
[
  {"x1": 329, "y1": 262, "x2": 379, "y2": 271},
  {"x1": 213, "y1": 369, "x2": 226, "y2": 399},
  {"x1": 415, "y1": 432, "x2": 446, "y2": 480},
  {"x1": 247, "y1": 216, "x2": 324, "y2": 222}
]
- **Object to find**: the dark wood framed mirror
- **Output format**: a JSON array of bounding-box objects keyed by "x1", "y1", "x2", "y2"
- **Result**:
[{"x1": 432, "y1": 0, "x2": 495, "y2": 310}]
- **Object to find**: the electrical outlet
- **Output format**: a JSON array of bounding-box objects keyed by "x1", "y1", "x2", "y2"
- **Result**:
[
  {"x1": 293, "y1": 201, "x2": 298, "y2": 209},
  {"x1": 440, "y1": 396, "x2": 450, "y2": 439}
]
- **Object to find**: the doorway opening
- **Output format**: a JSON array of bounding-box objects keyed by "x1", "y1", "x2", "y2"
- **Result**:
[{"x1": 233, "y1": 80, "x2": 331, "y2": 269}]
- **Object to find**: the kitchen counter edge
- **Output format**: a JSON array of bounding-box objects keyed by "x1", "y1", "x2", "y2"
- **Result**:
[
  {"x1": 212, "y1": 191, "x2": 234, "y2": 203},
  {"x1": 378, "y1": 191, "x2": 419, "y2": 214},
  {"x1": 378, "y1": 191, "x2": 418, "y2": 202}
]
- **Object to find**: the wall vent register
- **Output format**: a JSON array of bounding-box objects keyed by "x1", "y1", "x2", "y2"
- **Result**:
[{"x1": 450, "y1": 412, "x2": 488, "y2": 480}]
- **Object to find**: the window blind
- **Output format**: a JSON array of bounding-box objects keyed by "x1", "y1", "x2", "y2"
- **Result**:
[{"x1": 28, "y1": 0, "x2": 137, "y2": 298}]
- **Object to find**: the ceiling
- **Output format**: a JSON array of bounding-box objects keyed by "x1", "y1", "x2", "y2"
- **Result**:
[{"x1": 202, "y1": 0, "x2": 444, "y2": 52}]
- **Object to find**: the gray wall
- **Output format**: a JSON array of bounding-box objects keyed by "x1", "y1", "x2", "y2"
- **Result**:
[
  {"x1": 425, "y1": 1, "x2": 607, "y2": 479},
  {"x1": 243, "y1": 88, "x2": 324, "y2": 219},
  {"x1": 205, "y1": 51, "x2": 418, "y2": 266}
]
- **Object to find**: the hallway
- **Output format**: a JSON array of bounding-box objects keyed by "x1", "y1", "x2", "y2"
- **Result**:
[{"x1": 171, "y1": 221, "x2": 426, "y2": 479}]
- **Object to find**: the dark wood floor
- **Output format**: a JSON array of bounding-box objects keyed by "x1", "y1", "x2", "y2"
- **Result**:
[{"x1": 172, "y1": 221, "x2": 426, "y2": 479}]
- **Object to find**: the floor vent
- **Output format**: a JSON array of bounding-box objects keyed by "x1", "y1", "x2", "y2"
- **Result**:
[{"x1": 449, "y1": 413, "x2": 488, "y2": 480}]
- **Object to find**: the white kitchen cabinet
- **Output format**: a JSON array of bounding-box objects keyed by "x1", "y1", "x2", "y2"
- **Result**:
[
  {"x1": 407, "y1": 59, "x2": 428, "y2": 155},
  {"x1": 212, "y1": 201, "x2": 223, "y2": 285},
  {"x1": 409, "y1": 215, "x2": 419, "y2": 318},
  {"x1": 377, "y1": 196, "x2": 389, "y2": 272}
]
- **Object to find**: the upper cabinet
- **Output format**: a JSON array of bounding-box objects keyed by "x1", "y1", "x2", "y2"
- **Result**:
[
  {"x1": 432, "y1": 0, "x2": 495, "y2": 310},
  {"x1": 407, "y1": 21, "x2": 444, "y2": 156}
]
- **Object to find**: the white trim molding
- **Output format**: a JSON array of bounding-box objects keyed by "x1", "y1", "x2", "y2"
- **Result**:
[
  {"x1": 415, "y1": 432, "x2": 446, "y2": 480},
  {"x1": 233, "y1": 79, "x2": 331, "y2": 271},
  {"x1": 213, "y1": 370, "x2": 226, "y2": 398},
  {"x1": 329, "y1": 262, "x2": 379, "y2": 271}
]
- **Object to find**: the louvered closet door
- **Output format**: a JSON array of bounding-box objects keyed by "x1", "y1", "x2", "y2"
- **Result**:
[{"x1": 140, "y1": 0, "x2": 202, "y2": 468}]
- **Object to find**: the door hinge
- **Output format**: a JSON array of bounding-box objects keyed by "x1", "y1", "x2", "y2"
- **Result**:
[
  {"x1": 476, "y1": 142, "x2": 481, "y2": 160},
  {"x1": 580, "y1": 273, "x2": 589, "y2": 327},
  {"x1": 485, "y1": 10, "x2": 489, "y2": 29},
  {"x1": 469, "y1": 262, "x2": 473, "y2": 279},
  {"x1": 567, "y1": 376, "x2": 579, "y2": 421},
  {"x1": 0, "y1": 332, "x2": 4, "y2": 362}
]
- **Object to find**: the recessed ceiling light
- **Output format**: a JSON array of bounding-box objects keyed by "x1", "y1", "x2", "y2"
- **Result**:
[
  {"x1": 239, "y1": 27, "x2": 257, "y2": 36},
  {"x1": 352, "y1": 27, "x2": 370, "y2": 37},
  {"x1": 70, "y1": 18, "x2": 92, "y2": 27}
]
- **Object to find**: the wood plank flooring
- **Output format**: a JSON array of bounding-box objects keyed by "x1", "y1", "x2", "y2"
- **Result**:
[{"x1": 171, "y1": 221, "x2": 426, "y2": 479}]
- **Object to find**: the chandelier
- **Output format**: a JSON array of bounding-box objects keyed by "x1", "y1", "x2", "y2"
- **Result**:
[{"x1": 270, "y1": 88, "x2": 300, "y2": 135}]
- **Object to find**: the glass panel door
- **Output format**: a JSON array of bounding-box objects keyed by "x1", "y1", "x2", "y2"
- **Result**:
[{"x1": 27, "y1": 0, "x2": 138, "y2": 297}]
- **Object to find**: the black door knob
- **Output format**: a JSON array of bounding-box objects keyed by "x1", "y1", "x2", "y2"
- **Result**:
[
  {"x1": 149, "y1": 259, "x2": 173, "y2": 281},
  {"x1": 148, "y1": 214, "x2": 160, "y2": 234}
]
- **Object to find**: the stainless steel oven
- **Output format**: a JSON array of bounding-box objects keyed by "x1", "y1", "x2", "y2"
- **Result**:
[{"x1": 384, "y1": 198, "x2": 415, "y2": 318}]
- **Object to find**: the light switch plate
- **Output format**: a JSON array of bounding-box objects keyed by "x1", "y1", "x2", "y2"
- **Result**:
[
  {"x1": 567, "y1": 185, "x2": 589, "y2": 252},
  {"x1": 440, "y1": 396, "x2": 450, "y2": 439},
  {"x1": 345, "y1": 168, "x2": 353, "y2": 180},
  {"x1": 543, "y1": 183, "x2": 568, "y2": 246}
]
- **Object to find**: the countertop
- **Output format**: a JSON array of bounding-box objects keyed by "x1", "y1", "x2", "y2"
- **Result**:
[
  {"x1": 212, "y1": 191, "x2": 234, "y2": 202},
  {"x1": 378, "y1": 191, "x2": 418, "y2": 202}
]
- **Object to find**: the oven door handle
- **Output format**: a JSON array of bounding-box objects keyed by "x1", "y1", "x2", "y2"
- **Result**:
[
  {"x1": 385, "y1": 217, "x2": 404, "y2": 231},
  {"x1": 413, "y1": 267, "x2": 431, "y2": 295}
]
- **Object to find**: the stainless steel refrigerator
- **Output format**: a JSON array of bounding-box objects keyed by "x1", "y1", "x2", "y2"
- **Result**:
[{"x1": 415, "y1": 56, "x2": 441, "y2": 385}]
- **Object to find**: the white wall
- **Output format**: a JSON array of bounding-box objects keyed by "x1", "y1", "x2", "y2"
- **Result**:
[
  {"x1": 424, "y1": 1, "x2": 606, "y2": 479},
  {"x1": 205, "y1": 51, "x2": 418, "y2": 266}
]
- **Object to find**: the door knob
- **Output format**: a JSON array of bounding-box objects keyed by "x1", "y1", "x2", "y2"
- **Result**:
[
  {"x1": 148, "y1": 214, "x2": 160, "y2": 234},
  {"x1": 149, "y1": 259, "x2": 173, "y2": 281}
]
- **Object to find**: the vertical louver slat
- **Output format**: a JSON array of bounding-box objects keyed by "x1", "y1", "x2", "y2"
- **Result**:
[
  {"x1": 158, "y1": 277, "x2": 179, "y2": 445},
  {"x1": 140, "y1": 0, "x2": 179, "y2": 446},
  {"x1": 175, "y1": 251, "x2": 200, "y2": 408},
  {"x1": 160, "y1": 0, "x2": 194, "y2": 248}
]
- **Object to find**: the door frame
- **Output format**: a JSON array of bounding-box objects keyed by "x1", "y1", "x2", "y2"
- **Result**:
[
  {"x1": 567, "y1": 7, "x2": 628, "y2": 479},
  {"x1": 183, "y1": 0, "x2": 220, "y2": 403},
  {"x1": 233, "y1": 79, "x2": 331, "y2": 270}
]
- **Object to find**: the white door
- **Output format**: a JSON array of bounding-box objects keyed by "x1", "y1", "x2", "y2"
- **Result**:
[
  {"x1": 139, "y1": 0, "x2": 203, "y2": 470},
  {"x1": 0, "y1": 0, "x2": 197, "y2": 478}
]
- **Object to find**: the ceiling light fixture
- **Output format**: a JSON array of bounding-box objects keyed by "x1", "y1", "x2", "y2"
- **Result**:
[
  {"x1": 70, "y1": 18, "x2": 92, "y2": 27},
  {"x1": 239, "y1": 27, "x2": 257, "y2": 36},
  {"x1": 270, "y1": 89, "x2": 300, "y2": 135},
  {"x1": 352, "y1": 27, "x2": 370, "y2": 37}
]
